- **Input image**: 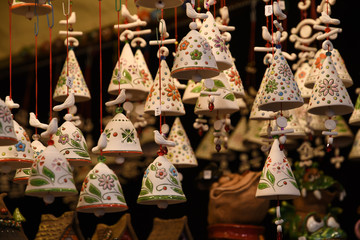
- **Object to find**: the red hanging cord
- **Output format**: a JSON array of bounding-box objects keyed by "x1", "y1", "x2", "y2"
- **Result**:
[
  {"x1": 35, "y1": 34, "x2": 38, "y2": 135},
  {"x1": 49, "y1": 26, "x2": 53, "y2": 120},
  {"x1": 8, "y1": 4, "x2": 12, "y2": 100},
  {"x1": 99, "y1": 0, "x2": 103, "y2": 134}
]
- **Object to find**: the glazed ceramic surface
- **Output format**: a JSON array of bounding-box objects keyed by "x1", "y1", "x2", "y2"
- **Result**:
[{"x1": 0, "y1": 99, "x2": 17, "y2": 146}]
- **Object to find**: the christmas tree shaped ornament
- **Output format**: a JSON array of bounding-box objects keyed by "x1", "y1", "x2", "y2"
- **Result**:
[
  {"x1": 0, "y1": 98, "x2": 17, "y2": 146},
  {"x1": 53, "y1": 49, "x2": 91, "y2": 103},
  {"x1": 165, "y1": 117, "x2": 197, "y2": 168},
  {"x1": 11, "y1": 0, "x2": 52, "y2": 20},
  {"x1": 25, "y1": 118, "x2": 78, "y2": 204},
  {"x1": 144, "y1": 57, "x2": 185, "y2": 116},
  {"x1": 182, "y1": 80, "x2": 203, "y2": 105},
  {"x1": 348, "y1": 129, "x2": 360, "y2": 161},
  {"x1": 305, "y1": 48, "x2": 353, "y2": 88},
  {"x1": 51, "y1": 119, "x2": 91, "y2": 167},
  {"x1": 76, "y1": 156, "x2": 128, "y2": 217},
  {"x1": 294, "y1": 62, "x2": 312, "y2": 102},
  {"x1": 13, "y1": 168, "x2": 31, "y2": 185},
  {"x1": 134, "y1": 48, "x2": 154, "y2": 93},
  {"x1": 171, "y1": 3, "x2": 219, "y2": 81},
  {"x1": 108, "y1": 42, "x2": 149, "y2": 101},
  {"x1": 258, "y1": 47, "x2": 304, "y2": 112},
  {"x1": 223, "y1": 64, "x2": 246, "y2": 99},
  {"x1": 199, "y1": 10, "x2": 232, "y2": 71},
  {"x1": 194, "y1": 72, "x2": 239, "y2": 117},
  {"x1": 0, "y1": 119, "x2": 33, "y2": 173},
  {"x1": 137, "y1": 154, "x2": 186, "y2": 209},
  {"x1": 349, "y1": 91, "x2": 360, "y2": 126},
  {"x1": 31, "y1": 134, "x2": 46, "y2": 159}
]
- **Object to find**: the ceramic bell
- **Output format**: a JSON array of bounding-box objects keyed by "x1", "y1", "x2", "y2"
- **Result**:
[
  {"x1": 134, "y1": 48, "x2": 153, "y2": 92},
  {"x1": 94, "y1": 112, "x2": 143, "y2": 163},
  {"x1": 144, "y1": 59, "x2": 185, "y2": 116},
  {"x1": 349, "y1": 93, "x2": 360, "y2": 126},
  {"x1": 194, "y1": 72, "x2": 239, "y2": 117},
  {"x1": 25, "y1": 144, "x2": 78, "y2": 204},
  {"x1": 76, "y1": 160, "x2": 127, "y2": 216},
  {"x1": 227, "y1": 116, "x2": 248, "y2": 152},
  {"x1": 108, "y1": 43, "x2": 148, "y2": 101},
  {"x1": 256, "y1": 138, "x2": 300, "y2": 200},
  {"x1": 182, "y1": 80, "x2": 202, "y2": 105},
  {"x1": 305, "y1": 48, "x2": 353, "y2": 88},
  {"x1": 13, "y1": 168, "x2": 31, "y2": 184},
  {"x1": 294, "y1": 62, "x2": 312, "y2": 102},
  {"x1": 11, "y1": 0, "x2": 52, "y2": 20},
  {"x1": 171, "y1": 29, "x2": 219, "y2": 81},
  {"x1": 198, "y1": 11, "x2": 232, "y2": 71},
  {"x1": 165, "y1": 117, "x2": 197, "y2": 168},
  {"x1": 326, "y1": 115, "x2": 353, "y2": 148},
  {"x1": 307, "y1": 52, "x2": 353, "y2": 116},
  {"x1": 258, "y1": 47, "x2": 303, "y2": 112},
  {"x1": 31, "y1": 137, "x2": 46, "y2": 159},
  {"x1": 53, "y1": 49, "x2": 91, "y2": 103},
  {"x1": 0, "y1": 99, "x2": 17, "y2": 146},
  {"x1": 348, "y1": 129, "x2": 360, "y2": 161},
  {"x1": 284, "y1": 110, "x2": 307, "y2": 139},
  {"x1": 223, "y1": 64, "x2": 245, "y2": 99},
  {"x1": 137, "y1": 155, "x2": 186, "y2": 209},
  {"x1": 51, "y1": 120, "x2": 91, "y2": 166},
  {"x1": 134, "y1": 0, "x2": 184, "y2": 9},
  {"x1": 0, "y1": 120, "x2": 33, "y2": 173}
]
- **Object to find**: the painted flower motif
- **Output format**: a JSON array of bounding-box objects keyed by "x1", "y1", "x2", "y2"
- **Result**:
[
  {"x1": 201, "y1": 39, "x2": 211, "y2": 51},
  {"x1": 169, "y1": 166, "x2": 178, "y2": 177},
  {"x1": 272, "y1": 162, "x2": 285, "y2": 174},
  {"x1": 72, "y1": 131, "x2": 82, "y2": 142},
  {"x1": 140, "y1": 69, "x2": 149, "y2": 85},
  {"x1": 319, "y1": 78, "x2": 339, "y2": 96},
  {"x1": 23, "y1": 131, "x2": 30, "y2": 142},
  {"x1": 278, "y1": 63, "x2": 291, "y2": 78},
  {"x1": 212, "y1": 35, "x2": 227, "y2": 53},
  {"x1": 147, "y1": 87, "x2": 155, "y2": 101},
  {"x1": 15, "y1": 141, "x2": 26, "y2": 152},
  {"x1": 58, "y1": 134, "x2": 69, "y2": 145},
  {"x1": 57, "y1": 76, "x2": 67, "y2": 87},
  {"x1": 190, "y1": 49, "x2": 202, "y2": 60},
  {"x1": 155, "y1": 168, "x2": 167, "y2": 179},
  {"x1": 68, "y1": 62, "x2": 77, "y2": 75},
  {"x1": 298, "y1": 71, "x2": 306, "y2": 79},
  {"x1": 51, "y1": 158, "x2": 66, "y2": 171},
  {"x1": 315, "y1": 53, "x2": 326, "y2": 69},
  {"x1": 0, "y1": 106, "x2": 12, "y2": 123},
  {"x1": 127, "y1": 65, "x2": 137, "y2": 75},
  {"x1": 121, "y1": 128, "x2": 135, "y2": 143},
  {"x1": 98, "y1": 174, "x2": 115, "y2": 190},
  {"x1": 265, "y1": 79, "x2": 278, "y2": 93},
  {"x1": 179, "y1": 40, "x2": 190, "y2": 51},
  {"x1": 144, "y1": 169, "x2": 150, "y2": 178},
  {"x1": 165, "y1": 84, "x2": 181, "y2": 101},
  {"x1": 228, "y1": 69, "x2": 241, "y2": 86}
]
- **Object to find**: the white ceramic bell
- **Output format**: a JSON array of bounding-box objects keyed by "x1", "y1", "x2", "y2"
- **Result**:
[
  {"x1": 294, "y1": 62, "x2": 312, "y2": 101},
  {"x1": 171, "y1": 29, "x2": 219, "y2": 81},
  {"x1": 165, "y1": 117, "x2": 197, "y2": 168},
  {"x1": 0, "y1": 120, "x2": 33, "y2": 173},
  {"x1": 326, "y1": 115, "x2": 353, "y2": 148},
  {"x1": 137, "y1": 155, "x2": 186, "y2": 209},
  {"x1": 11, "y1": 0, "x2": 52, "y2": 20},
  {"x1": 349, "y1": 94, "x2": 360, "y2": 126},
  {"x1": 52, "y1": 120, "x2": 91, "y2": 166},
  {"x1": 0, "y1": 98, "x2": 17, "y2": 146},
  {"x1": 25, "y1": 144, "x2": 78, "y2": 204},
  {"x1": 134, "y1": 0, "x2": 184, "y2": 9},
  {"x1": 53, "y1": 49, "x2": 91, "y2": 103},
  {"x1": 182, "y1": 80, "x2": 203, "y2": 105},
  {"x1": 349, "y1": 129, "x2": 360, "y2": 161},
  {"x1": 31, "y1": 137, "x2": 46, "y2": 159},
  {"x1": 256, "y1": 138, "x2": 300, "y2": 200},
  {"x1": 108, "y1": 43, "x2": 149, "y2": 101},
  {"x1": 144, "y1": 59, "x2": 185, "y2": 116},
  {"x1": 13, "y1": 168, "x2": 31, "y2": 184},
  {"x1": 134, "y1": 48, "x2": 153, "y2": 92},
  {"x1": 76, "y1": 160, "x2": 127, "y2": 216},
  {"x1": 223, "y1": 64, "x2": 245, "y2": 99}
]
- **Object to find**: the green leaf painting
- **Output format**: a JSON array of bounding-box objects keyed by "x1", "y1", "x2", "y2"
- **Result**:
[
  {"x1": 145, "y1": 178, "x2": 153, "y2": 193},
  {"x1": 258, "y1": 183, "x2": 270, "y2": 190},
  {"x1": 84, "y1": 196, "x2": 99, "y2": 203},
  {"x1": 266, "y1": 170, "x2": 275, "y2": 185},
  {"x1": 30, "y1": 178, "x2": 50, "y2": 186},
  {"x1": 89, "y1": 183, "x2": 102, "y2": 198},
  {"x1": 42, "y1": 166, "x2": 55, "y2": 182}
]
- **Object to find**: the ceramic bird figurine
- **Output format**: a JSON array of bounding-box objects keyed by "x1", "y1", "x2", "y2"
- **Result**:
[
  {"x1": 92, "y1": 132, "x2": 107, "y2": 153},
  {"x1": 53, "y1": 92, "x2": 75, "y2": 111},
  {"x1": 105, "y1": 89, "x2": 126, "y2": 107},
  {"x1": 41, "y1": 118, "x2": 58, "y2": 139},
  {"x1": 154, "y1": 130, "x2": 176, "y2": 147},
  {"x1": 29, "y1": 112, "x2": 48, "y2": 130}
]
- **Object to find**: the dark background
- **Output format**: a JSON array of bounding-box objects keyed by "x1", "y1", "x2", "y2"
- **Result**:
[{"x1": 1, "y1": 0, "x2": 360, "y2": 239}]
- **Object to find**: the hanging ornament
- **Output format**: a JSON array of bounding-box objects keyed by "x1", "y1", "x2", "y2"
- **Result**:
[
  {"x1": 348, "y1": 129, "x2": 360, "y2": 161},
  {"x1": 13, "y1": 168, "x2": 31, "y2": 185},
  {"x1": 293, "y1": 61, "x2": 313, "y2": 102},
  {"x1": 11, "y1": 0, "x2": 52, "y2": 20},
  {"x1": 182, "y1": 80, "x2": 203, "y2": 105},
  {"x1": 0, "y1": 99, "x2": 17, "y2": 146},
  {"x1": 325, "y1": 115, "x2": 353, "y2": 149},
  {"x1": 348, "y1": 90, "x2": 360, "y2": 126}
]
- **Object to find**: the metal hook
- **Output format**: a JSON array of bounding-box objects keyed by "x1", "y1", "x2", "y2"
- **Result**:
[
  {"x1": 46, "y1": 0, "x2": 54, "y2": 28},
  {"x1": 34, "y1": 1, "x2": 39, "y2": 36},
  {"x1": 62, "y1": 0, "x2": 70, "y2": 16},
  {"x1": 115, "y1": 0, "x2": 121, "y2": 12}
]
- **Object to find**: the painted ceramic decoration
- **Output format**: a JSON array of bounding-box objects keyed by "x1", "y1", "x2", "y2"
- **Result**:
[
  {"x1": 53, "y1": 49, "x2": 91, "y2": 103},
  {"x1": 144, "y1": 59, "x2": 185, "y2": 116},
  {"x1": 227, "y1": 116, "x2": 248, "y2": 152},
  {"x1": 134, "y1": 48, "x2": 153, "y2": 92},
  {"x1": 349, "y1": 129, "x2": 360, "y2": 161},
  {"x1": 52, "y1": 120, "x2": 91, "y2": 166},
  {"x1": 31, "y1": 138, "x2": 45, "y2": 159},
  {"x1": 294, "y1": 62, "x2": 312, "y2": 101},
  {"x1": 349, "y1": 93, "x2": 360, "y2": 126},
  {"x1": 223, "y1": 59, "x2": 245, "y2": 99},
  {"x1": 76, "y1": 161, "x2": 128, "y2": 215},
  {"x1": 199, "y1": 11, "x2": 232, "y2": 71},
  {"x1": 11, "y1": 0, "x2": 52, "y2": 19},
  {"x1": 195, "y1": 126, "x2": 229, "y2": 160},
  {"x1": 326, "y1": 115, "x2": 353, "y2": 148},
  {"x1": 94, "y1": 113, "x2": 143, "y2": 159},
  {"x1": 307, "y1": 53, "x2": 353, "y2": 116},
  {"x1": 165, "y1": 117, "x2": 197, "y2": 168},
  {"x1": 134, "y1": 0, "x2": 184, "y2": 9},
  {"x1": 13, "y1": 168, "x2": 31, "y2": 184},
  {"x1": 194, "y1": 72, "x2": 239, "y2": 117},
  {"x1": 137, "y1": 155, "x2": 186, "y2": 208},
  {"x1": 171, "y1": 29, "x2": 219, "y2": 81},
  {"x1": 182, "y1": 80, "x2": 202, "y2": 105},
  {"x1": 108, "y1": 43, "x2": 148, "y2": 101},
  {"x1": 256, "y1": 138, "x2": 300, "y2": 200},
  {"x1": 305, "y1": 48, "x2": 353, "y2": 88},
  {"x1": 258, "y1": 47, "x2": 303, "y2": 112},
  {"x1": 25, "y1": 144, "x2": 78, "y2": 201},
  {"x1": 0, "y1": 99, "x2": 17, "y2": 146},
  {"x1": 0, "y1": 120, "x2": 33, "y2": 172}
]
